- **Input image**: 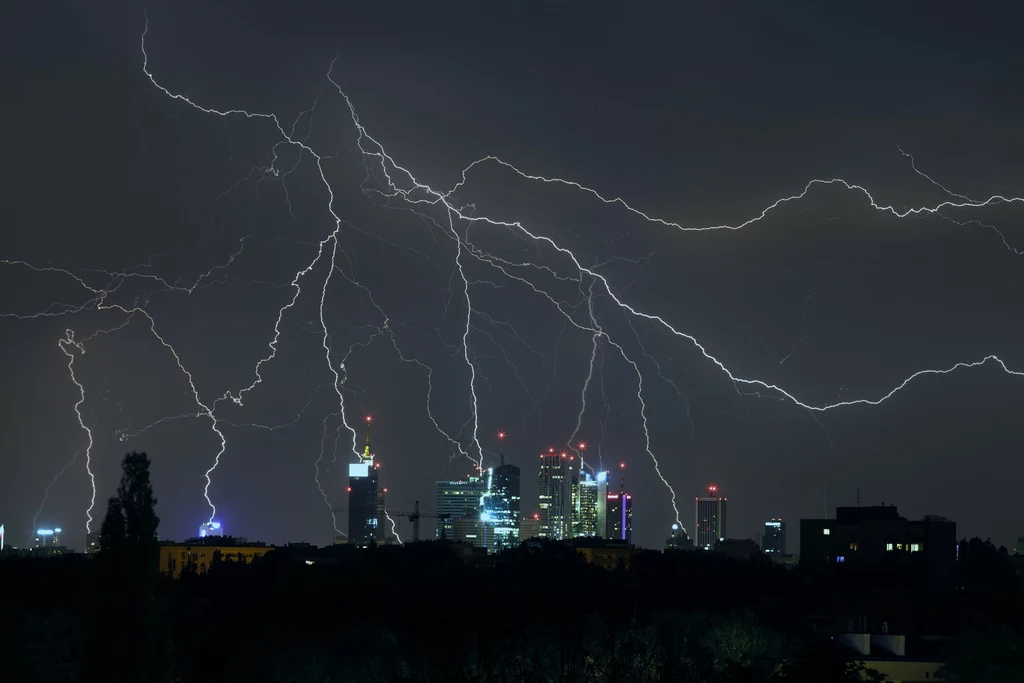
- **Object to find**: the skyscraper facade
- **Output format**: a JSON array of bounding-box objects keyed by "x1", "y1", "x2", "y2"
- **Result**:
[
  {"x1": 537, "y1": 450, "x2": 573, "y2": 539},
  {"x1": 34, "y1": 527, "x2": 62, "y2": 549},
  {"x1": 348, "y1": 430, "x2": 380, "y2": 547},
  {"x1": 605, "y1": 491, "x2": 633, "y2": 543},
  {"x1": 762, "y1": 518, "x2": 786, "y2": 555},
  {"x1": 435, "y1": 476, "x2": 488, "y2": 539},
  {"x1": 695, "y1": 485, "x2": 727, "y2": 550},
  {"x1": 482, "y1": 463, "x2": 521, "y2": 551},
  {"x1": 520, "y1": 514, "x2": 541, "y2": 540},
  {"x1": 572, "y1": 470, "x2": 607, "y2": 537}
]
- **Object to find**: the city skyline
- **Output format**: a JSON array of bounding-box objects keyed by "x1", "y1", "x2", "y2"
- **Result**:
[{"x1": 3, "y1": 1, "x2": 1024, "y2": 553}]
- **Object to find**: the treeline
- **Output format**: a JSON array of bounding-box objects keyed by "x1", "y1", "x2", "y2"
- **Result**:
[{"x1": 1, "y1": 452, "x2": 1021, "y2": 682}]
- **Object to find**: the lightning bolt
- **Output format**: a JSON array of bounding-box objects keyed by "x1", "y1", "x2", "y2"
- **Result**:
[
  {"x1": 33, "y1": 446, "x2": 82, "y2": 537},
  {"x1": 28, "y1": 11, "x2": 1008, "y2": 544},
  {"x1": 318, "y1": 67, "x2": 1023, "y2": 534}
]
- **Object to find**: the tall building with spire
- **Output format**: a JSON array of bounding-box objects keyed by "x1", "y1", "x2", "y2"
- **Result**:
[
  {"x1": 538, "y1": 448, "x2": 573, "y2": 540},
  {"x1": 482, "y1": 431, "x2": 521, "y2": 552},
  {"x1": 348, "y1": 416, "x2": 380, "y2": 547}
]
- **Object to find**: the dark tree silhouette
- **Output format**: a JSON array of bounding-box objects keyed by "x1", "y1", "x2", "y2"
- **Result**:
[
  {"x1": 80, "y1": 452, "x2": 170, "y2": 683},
  {"x1": 98, "y1": 494, "x2": 125, "y2": 558}
]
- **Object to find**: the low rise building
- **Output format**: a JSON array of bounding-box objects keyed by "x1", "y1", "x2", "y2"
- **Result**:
[
  {"x1": 573, "y1": 538, "x2": 635, "y2": 570},
  {"x1": 159, "y1": 537, "x2": 273, "y2": 578},
  {"x1": 800, "y1": 505, "x2": 956, "y2": 590}
]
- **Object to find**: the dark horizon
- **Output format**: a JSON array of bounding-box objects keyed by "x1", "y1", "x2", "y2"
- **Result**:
[{"x1": 4, "y1": 1, "x2": 1024, "y2": 554}]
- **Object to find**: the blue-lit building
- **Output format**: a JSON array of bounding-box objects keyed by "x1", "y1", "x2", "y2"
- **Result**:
[
  {"x1": 199, "y1": 521, "x2": 222, "y2": 538},
  {"x1": 34, "y1": 527, "x2": 62, "y2": 549},
  {"x1": 482, "y1": 458, "x2": 521, "y2": 552}
]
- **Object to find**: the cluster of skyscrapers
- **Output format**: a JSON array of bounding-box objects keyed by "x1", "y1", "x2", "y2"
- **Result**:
[
  {"x1": 431, "y1": 445, "x2": 634, "y2": 552},
  {"x1": 345, "y1": 423, "x2": 635, "y2": 552}
]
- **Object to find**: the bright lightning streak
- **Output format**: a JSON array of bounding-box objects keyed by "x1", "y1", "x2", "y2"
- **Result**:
[
  {"x1": 899, "y1": 146, "x2": 975, "y2": 202},
  {"x1": 384, "y1": 509, "x2": 403, "y2": 545},
  {"x1": 446, "y1": 155, "x2": 1024, "y2": 243},
  {"x1": 33, "y1": 446, "x2": 83, "y2": 536},
  {"x1": 132, "y1": 13, "x2": 1024, "y2": 540},
  {"x1": 321, "y1": 67, "x2": 1023, "y2": 535},
  {"x1": 57, "y1": 318, "x2": 134, "y2": 533}
]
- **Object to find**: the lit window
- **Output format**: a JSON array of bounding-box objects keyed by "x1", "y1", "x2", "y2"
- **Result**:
[
  {"x1": 823, "y1": 528, "x2": 831, "y2": 536},
  {"x1": 836, "y1": 556, "x2": 845, "y2": 563},
  {"x1": 849, "y1": 542, "x2": 858, "y2": 551},
  {"x1": 910, "y1": 544, "x2": 921, "y2": 552},
  {"x1": 886, "y1": 543, "x2": 893, "y2": 551},
  {"x1": 897, "y1": 543, "x2": 903, "y2": 550}
]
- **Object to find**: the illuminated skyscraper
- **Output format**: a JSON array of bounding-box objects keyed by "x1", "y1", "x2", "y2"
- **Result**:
[
  {"x1": 572, "y1": 470, "x2": 607, "y2": 537},
  {"x1": 520, "y1": 514, "x2": 541, "y2": 540},
  {"x1": 435, "y1": 476, "x2": 488, "y2": 539},
  {"x1": 605, "y1": 491, "x2": 633, "y2": 543},
  {"x1": 34, "y1": 527, "x2": 62, "y2": 549},
  {"x1": 348, "y1": 416, "x2": 380, "y2": 547},
  {"x1": 695, "y1": 484, "x2": 727, "y2": 550},
  {"x1": 537, "y1": 449, "x2": 573, "y2": 540},
  {"x1": 762, "y1": 518, "x2": 786, "y2": 555},
  {"x1": 482, "y1": 433, "x2": 521, "y2": 552}
]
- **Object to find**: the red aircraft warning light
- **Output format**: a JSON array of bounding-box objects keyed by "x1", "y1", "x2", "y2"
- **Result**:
[
  {"x1": 708, "y1": 484, "x2": 719, "y2": 495},
  {"x1": 498, "y1": 431, "x2": 506, "y2": 440},
  {"x1": 365, "y1": 415, "x2": 373, "y2": 423},
  {"x1": 619, "y1": 462, "x2": 626, "y2": 469}
]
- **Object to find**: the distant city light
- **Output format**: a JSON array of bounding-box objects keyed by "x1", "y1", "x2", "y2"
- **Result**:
[
  {"x1": 36, "y1": 529, "x2": 54, "y2": 536},
  {"x1": 198, "y1": 521, "x2": 221, "y2": 538}
]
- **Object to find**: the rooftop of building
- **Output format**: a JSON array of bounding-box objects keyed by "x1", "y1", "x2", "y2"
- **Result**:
[{"x1": 162, "y1": 536, "x2": 268, "y2": 548}]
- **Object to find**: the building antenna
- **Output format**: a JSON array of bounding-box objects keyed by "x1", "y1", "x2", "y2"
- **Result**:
[
  {"x1": 362, "y1": 414, "x2": 373, "y2": 461},
  {"x1": 856, "y1": 486, "x2": 860, "y2": 507}
]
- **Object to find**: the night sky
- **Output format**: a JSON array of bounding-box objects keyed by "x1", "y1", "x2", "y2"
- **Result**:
[{"x1": 5, "y1": 1, "x2": 1023, "y2": 553}]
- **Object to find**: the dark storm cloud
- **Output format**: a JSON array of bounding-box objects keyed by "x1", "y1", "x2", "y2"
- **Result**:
[{"x1": 3, "y1": 1, "x2": 1023, "y2": 552}]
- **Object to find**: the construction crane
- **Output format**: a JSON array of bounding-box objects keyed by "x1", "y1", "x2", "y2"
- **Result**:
[
  {"x1": 331, "y1": 501, "x2": 451, "y2": 542},
  {"x1": 404, "y1": 501, "x2": 452, "y2": 542}
]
